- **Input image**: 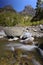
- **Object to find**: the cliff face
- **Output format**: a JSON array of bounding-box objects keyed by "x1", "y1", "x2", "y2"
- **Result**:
[
  {"x1": 0, "y1": 5, "x2": 16, "y2": 13},
  {"x1": 20, "y1": 5, "x2": 35, "y2": 16},
  {"x1": 0, "y1": 5, "x2": 35, "y2": 16}
]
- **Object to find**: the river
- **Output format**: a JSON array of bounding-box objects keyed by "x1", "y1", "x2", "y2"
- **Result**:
[{"x1": 0, "y1": 37, "x2": 43, "y2": 65}]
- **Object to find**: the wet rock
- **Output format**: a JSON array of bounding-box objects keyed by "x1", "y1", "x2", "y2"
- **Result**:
[
  {"x1": 20, "y1": 37, "x2": 34, "y2": 44},
  {"x1": 39, "y1": 24, "x2": 43, "y2": 30},
  {"x1": 38, "y1": 44, "x2": 43, "y2": 50},
  {"x1": 8, "y1": 37, "x2": 19, "y2": 41},
  {"x1": 0, "y1": 30, "x2": 6, "y2": 38},
  {"x1": 20, "y1": 30, "x2": 32, "y2": 39},
  {"x1": 20, "y1": 30, "x2": 34, "y2": 44}
]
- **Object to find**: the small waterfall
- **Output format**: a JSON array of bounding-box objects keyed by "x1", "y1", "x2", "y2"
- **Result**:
[
  {"x1": 6, "y1": 43, "x2": 23, "y2": 47},
  {"x1": 6, "y1": 46, "x2": 15, "y2": 51},
  {"x1": 10, "y1": 47, "x2": 15, "y2": 51},
  {"x1": 32, "y1": 58, "x2": 41, "y2": 65},
  {"x1": 17, "y1": 45, "x2": 37, "y2": 51},
  {"x1": 6, "y1": 43, "x2": 37, "y2": 51},
  {"x1": 33, "y1": 43, "x2": 43, "y2": 57},
  {"x1": 38, "y1": 44, "x2": 43, "y2": 50},
  {"x1": 38, "y1": 48, "x2": 43, "y2": 57}
]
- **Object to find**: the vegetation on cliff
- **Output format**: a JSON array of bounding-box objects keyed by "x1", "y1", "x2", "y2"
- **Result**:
[{"x1": 0, "y1": 4, "x2": 43, "y2": 26}]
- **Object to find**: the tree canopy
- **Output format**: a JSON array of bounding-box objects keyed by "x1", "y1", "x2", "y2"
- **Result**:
[{"x1": 31, "y1": 0, "x2": 43, "y2": 21}]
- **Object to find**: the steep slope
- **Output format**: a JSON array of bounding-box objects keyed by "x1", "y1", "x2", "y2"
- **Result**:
[
  {"x1": 20, "y1": 5, "x2": 35, "y2": 16},
  {"x1": 0, "y1": 5, "x2": 16, "y2": 13}
]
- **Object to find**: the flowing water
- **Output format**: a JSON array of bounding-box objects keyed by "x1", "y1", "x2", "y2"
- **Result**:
[{"x1": 0, "y1": 37, "x2": 43, "y2": 65}]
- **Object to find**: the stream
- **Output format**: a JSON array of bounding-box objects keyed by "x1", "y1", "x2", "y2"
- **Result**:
[{"x1": 0, "y1": 37, "x2": 43, "y2": 65}]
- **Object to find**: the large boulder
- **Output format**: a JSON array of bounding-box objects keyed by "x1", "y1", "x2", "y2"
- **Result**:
[{"x1": 3, "y1": 27, "x2": 24, "y2": 37}]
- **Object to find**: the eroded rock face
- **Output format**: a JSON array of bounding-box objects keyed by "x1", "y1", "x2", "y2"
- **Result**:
[{"x1": 20, "y1": 5, "x2": 35, "y2": 16}]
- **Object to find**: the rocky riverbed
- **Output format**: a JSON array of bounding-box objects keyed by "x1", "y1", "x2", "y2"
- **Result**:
[
  {"x1": 0, "y1": 37, "x2": 43, "y2": 65},
  {"x1": 2, "y1": 25, "x2": 43, "y2": 38}
]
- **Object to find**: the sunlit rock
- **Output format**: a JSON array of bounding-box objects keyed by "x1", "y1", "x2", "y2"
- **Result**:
[{"x1": 8, "y1": 37, "x2": 19, "y2": 41}]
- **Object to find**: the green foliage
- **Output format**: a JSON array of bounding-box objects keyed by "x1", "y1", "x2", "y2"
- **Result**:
[
  {"x1": 35, "y1": 0, "x2": 43, "y2": 20},
  {"x1": 0, "y1": 7, "x2": 43, "y2": 26},
  {"x1": 0, "y1": 12, "x2": 24, "y2": 26},
  {"x1": 31, "y1": 0, "x2": 43, "y2": 21},
  {"x1": 0, "y1": 12, "x2": 43, "y2": 26}
]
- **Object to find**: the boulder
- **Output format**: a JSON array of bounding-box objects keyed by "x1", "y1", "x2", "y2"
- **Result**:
[{"x1": 3, "y1": 27, "x2": 24, "y2": 37}]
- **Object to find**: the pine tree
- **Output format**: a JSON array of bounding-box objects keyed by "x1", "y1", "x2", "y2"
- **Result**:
[
  {"x1": 31, "y1": 0, "x2": 43, "y2": 21},
  {"x1": 35, "y1": 0, "x2": 43, "y2": 20}
]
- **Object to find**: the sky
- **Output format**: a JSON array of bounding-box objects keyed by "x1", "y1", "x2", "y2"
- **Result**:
[{"x1": 0, "y1": 0, "x2": 37, "y2": 12}]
